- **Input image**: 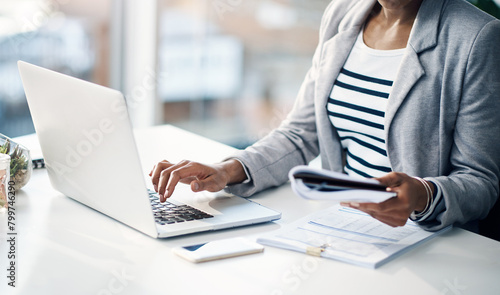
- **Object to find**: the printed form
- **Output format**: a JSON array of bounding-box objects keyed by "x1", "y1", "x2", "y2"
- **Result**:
[{"x1": 258, "y1": 205, "x2": 450, "y2": 268}]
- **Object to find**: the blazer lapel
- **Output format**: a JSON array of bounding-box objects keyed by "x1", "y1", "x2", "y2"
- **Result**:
[
  {"x1": 314, "y1": 29, "x2": 359, "y2": 118},
  {"x1": 384, "y1": 49, "x2": 425, "y2": 136},
  {"x1": 384, "y1": 0, "x2": 446, "y2": 139}
]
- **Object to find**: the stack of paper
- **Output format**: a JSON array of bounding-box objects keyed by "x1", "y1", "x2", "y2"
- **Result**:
[{"x1": 258, "y1": 204, "x2": 451, "y2": 268}]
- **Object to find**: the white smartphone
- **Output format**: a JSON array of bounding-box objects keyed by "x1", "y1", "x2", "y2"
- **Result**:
[{"x1": 172, "y1": 237, "x2": 264, "y2": 263}]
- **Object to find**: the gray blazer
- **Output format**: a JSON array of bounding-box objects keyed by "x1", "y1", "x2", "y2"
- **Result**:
[{"x1": 226, "y1": 0, "x2": 500, "y2": 231}]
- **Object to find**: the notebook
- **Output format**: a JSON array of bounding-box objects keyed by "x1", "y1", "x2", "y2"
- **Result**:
[
  {"x1": 288, "y1": 165, "x2": 396, "y2": 203},
  {"x1": 18, "y1": 60, "x2": 281, "y2": 238}
]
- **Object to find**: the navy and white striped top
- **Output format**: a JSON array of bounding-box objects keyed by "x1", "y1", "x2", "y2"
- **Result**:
[{"x1": 327, "y1": 29, "x2": 405, "y2": 179}]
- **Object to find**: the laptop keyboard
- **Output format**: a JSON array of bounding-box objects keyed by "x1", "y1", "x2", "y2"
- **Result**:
[{"x1": 148, "y1": 191, "x2": 214, "y2": 225}]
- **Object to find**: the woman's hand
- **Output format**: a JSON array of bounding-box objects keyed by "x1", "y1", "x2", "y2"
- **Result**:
[
  {"x1": 149, "y1": 159, "x2": 246, "y2": 202},
  {"x1": 340, "y1": 172, "x2": 433, "y2": 227}
]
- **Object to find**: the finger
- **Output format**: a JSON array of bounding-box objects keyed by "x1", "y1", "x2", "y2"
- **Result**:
[
  {"x1": 375, "y1": 172, "x2": 404, "y2": 188},
  {"x1": 149, "y1": 160, "x2": 168, "y2": 183},
  {"x1": 191, "y1": 175, "x2": 225, "y2": 193},
  {"x1": 344, "y1": 196, "x2": 406, "y2": 214},
  {"x1": 180, "y1": 176, "x2": 199, "y2": 185},
  {"x1": 369, "y1": 212, "x2": 408, "y2": 227},
  {"x1": 157, "y1": 169, "x2": 171, "y2": 202},
  {"x1": 149, "y1": 163, "x2": 161, "y2": 177},
  {"x1": 347, "y1": 200, "x2": 386, "y2": 214},
  {"x1": 165, "y1": 164, "x2": 206, "y2": 198},
  {"x1": 151, "y1": 160, "x2": 172, "y2": 190},
  {"x1": 157, "y1": 161, "x2": 190, "y2": 201},
  {"x1": 340, "y1": 202, "x2": 407, "y2": 227}
]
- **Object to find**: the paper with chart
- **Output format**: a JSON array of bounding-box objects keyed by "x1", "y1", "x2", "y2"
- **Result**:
[{"x1": 258, "y1": 204, "x2": 451, "y2": 268}]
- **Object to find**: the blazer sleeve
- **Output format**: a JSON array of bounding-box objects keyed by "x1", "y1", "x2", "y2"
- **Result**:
[
  {"x1": 224, "y1": 2, "x2": 344, "y2": 197},
  {"x1": 420, "y1": 19, "x2": 500, "y2": 230}
]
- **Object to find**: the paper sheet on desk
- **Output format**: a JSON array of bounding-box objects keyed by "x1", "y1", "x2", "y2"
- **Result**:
[
  {"x1": 289, "y1": 166, "x2": 396, "y2": 203},
  {"x1": 257, "y1": 204, "x2": 451, "y2": 268}
]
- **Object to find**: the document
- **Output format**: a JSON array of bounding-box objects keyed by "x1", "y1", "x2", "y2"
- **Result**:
[
  {"x1": 289, "y1": 165, "x2": 396, "y2": 203},
  {"x1": 257, "y1": 204, "x2": 451, "y2": 268}
]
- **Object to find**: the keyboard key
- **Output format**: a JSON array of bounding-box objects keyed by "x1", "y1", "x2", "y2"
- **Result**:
[{"x1": 148, "y1": 189, "x2": 213, "y2": 225}]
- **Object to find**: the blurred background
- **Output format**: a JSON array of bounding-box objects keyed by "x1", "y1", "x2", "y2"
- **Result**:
[{"x1": 0, "y1": 0, "x2": 498, "y2": 149}]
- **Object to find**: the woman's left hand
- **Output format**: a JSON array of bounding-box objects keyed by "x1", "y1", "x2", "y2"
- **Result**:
[{"x1": 340, "y1": 172, "x2": 432, "y2": 227}]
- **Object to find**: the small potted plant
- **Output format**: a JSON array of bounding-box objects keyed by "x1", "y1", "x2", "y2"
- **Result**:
[{"x1": 0, "y1": 134, "x2": 33, "y2": 190}]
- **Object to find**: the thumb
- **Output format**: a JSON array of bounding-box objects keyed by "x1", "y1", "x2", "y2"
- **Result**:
[
  {"x1": 191, "y1": 180, "x2": 202, "y2": 192},
  {"x1": 191, "y1": 176, "x2": 225, "y2": 193},
  {"x1": 375, "y1": 172, "x2": 402, "y2": 188}
]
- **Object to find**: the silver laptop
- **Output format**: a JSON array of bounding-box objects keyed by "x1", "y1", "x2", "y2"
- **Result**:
[{"x1": 18, "y1": 61, "x2": 281, "y2": 238}]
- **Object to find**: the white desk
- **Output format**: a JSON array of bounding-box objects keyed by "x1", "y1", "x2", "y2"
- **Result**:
[{"x1": 1, "y1": 125, "x2": 500, "y2": 295}]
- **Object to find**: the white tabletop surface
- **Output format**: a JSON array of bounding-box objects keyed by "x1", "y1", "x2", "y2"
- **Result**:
[{"x1": 1, "y1": 125, "x2": 500, "y2": 295}]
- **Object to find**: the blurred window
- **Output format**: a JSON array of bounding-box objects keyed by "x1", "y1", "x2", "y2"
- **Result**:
[
  {"x1": 158, "y1": 0, "x2": 332, "y2": 148},
  {"x1": 0, "y1": 0, "x2": 110, "y2": 137}
]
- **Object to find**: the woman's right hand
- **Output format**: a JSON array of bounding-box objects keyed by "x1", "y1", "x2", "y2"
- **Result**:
[{"x1": 149, "y1": 159, "x2": 247, "y2": 202}]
